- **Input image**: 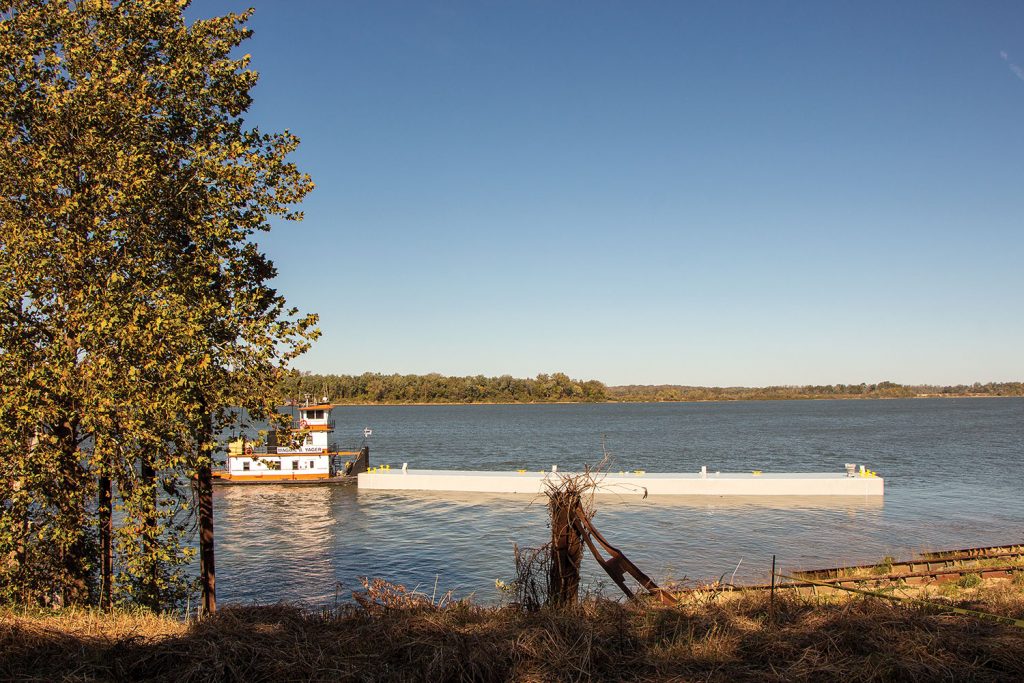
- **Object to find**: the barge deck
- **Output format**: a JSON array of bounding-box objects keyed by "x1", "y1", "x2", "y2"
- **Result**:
[{"x1": 358, "y1": 468, "x2": 883, "y2": 496}]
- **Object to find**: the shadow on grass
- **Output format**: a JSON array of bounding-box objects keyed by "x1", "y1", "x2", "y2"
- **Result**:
[{"x1": 3, "y1": 592, "x2": 1024, "y2": 682}]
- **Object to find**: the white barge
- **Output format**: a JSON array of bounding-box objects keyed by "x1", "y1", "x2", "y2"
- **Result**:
[{"x1": 358, "y1": 466, "x2": 883, "y2": 497}]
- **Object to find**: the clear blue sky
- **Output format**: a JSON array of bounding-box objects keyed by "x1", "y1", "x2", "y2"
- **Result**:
[{"x1": 193, "y1": 1, "x2": 1023, "y2": 386}]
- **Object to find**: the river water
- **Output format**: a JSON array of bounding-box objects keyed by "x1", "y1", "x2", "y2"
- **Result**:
[{"x1": 214, "y1": 398, "x2": 1024, "y2": 605}]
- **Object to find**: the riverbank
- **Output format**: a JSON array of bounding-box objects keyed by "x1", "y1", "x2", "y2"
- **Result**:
[{"x1": 4, "y1": 578, "x2": 1023, "y2": 681}]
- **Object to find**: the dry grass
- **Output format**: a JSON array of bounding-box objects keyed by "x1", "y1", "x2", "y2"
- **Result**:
[{"x1": 3, "y1": 578, "x2": 1024, "y2": 682}]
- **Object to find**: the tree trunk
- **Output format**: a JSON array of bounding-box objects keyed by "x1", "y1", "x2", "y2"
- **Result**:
[
  {"x1": 13, "y1": 463, "x2": 27, "y2": 604},
  {"x1": 98, "y1": 445, "x2": 112, "y2": 610},
  {"x1": 140, "y1": 458, "x2": 158, "y2": 609},
  {"x1": 547, "y1": 489, "x2": 583, "y2": 606},
  {"x1": 55, "y1": 417, "x2": 89, "y2": 606},
  {"x1": 198, "y1": 410, "x2": 216, "y2": 616}
]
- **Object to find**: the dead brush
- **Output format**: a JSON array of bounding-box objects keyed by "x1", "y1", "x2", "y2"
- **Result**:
[
  {"x1": 352, "y1": 577, "x2": 457, "y2": 612},
  {"x1": 507, "y1": 543, "x2": 549, "y2": 612},
  {"x1": 544, "y1": 466, "x2": 599, "y2": 607},
  {"x1": 502, "y1": 460, "x2": 608, "y2": 611},
  {"x1": 548, "y1": 459, "x2": 681, "y2": 607}
]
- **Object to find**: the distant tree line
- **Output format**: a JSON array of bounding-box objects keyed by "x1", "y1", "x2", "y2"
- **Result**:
[
  {"x1": 277, "y1": 372, "x2": 609, "y2": 404},
  {"x1": 278, "y1": 374, "x2": 1024, "y2": 404},
  {"x1": 605, "y1": 381, "x2": 1024, "y2": 402}
]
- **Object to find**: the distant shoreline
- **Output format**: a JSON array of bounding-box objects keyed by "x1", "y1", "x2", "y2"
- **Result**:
[
  {"x1": 321, "y1": 394, "x2": 1020, "y2": 407},
  {"x1": 278, "y1": 374, "x2": 1023, "y2": 406}
]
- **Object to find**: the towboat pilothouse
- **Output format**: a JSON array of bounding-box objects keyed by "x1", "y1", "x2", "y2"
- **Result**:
[{"x1": 214, "y1": 404, "x2": 368, "y2": 484}]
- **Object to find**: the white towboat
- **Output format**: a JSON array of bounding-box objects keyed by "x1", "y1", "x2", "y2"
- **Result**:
[{"x1": 214, "y1": 403, "x2": 366, "y2": 483}]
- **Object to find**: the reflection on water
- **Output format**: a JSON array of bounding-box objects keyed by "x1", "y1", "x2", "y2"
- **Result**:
[
  {"x1": 214, "y1": 399, "x2": 1024, "y2": 605},
  {"x1": 350, "y1": 488, "x2": 885, "y2": 512},
  {"x1": 217, "y1": 486, "x2": 337, "y2": 603}
]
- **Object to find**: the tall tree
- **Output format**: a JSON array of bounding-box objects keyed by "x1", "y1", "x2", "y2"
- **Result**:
[{"x1": 0, "y1": 0, "x2": 317, "y2": 610}]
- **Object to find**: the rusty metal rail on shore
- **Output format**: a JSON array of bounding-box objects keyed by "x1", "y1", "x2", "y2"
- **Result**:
[
  {"x1": 790, "y1": 543, "x2": 1024, "y2": 581},
  {"x1": 916, "y1": 543, "x2": 1024, "y2": 562},
  {"x1": 676, "y1": 543, "x2": 1024, "y2": 594}
]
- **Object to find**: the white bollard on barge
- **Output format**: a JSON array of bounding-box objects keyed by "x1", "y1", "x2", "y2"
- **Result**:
[{"x1": 358, "y1": 465, "x2": 883, "y2": 497}]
